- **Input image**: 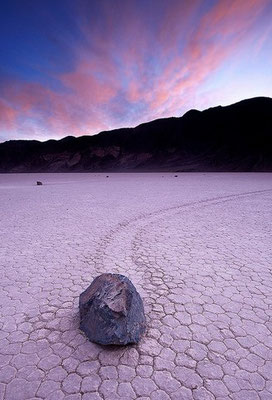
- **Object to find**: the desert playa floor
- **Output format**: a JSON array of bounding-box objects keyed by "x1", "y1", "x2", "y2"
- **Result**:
[{"x1": 0, "y1": 173, "x2": 272, "y2": 400}]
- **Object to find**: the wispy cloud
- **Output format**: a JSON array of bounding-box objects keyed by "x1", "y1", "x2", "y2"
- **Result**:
[{"x1": 0, "y1": 0, "x2": 271, "y2": 140}]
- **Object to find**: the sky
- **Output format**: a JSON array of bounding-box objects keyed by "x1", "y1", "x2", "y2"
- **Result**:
[{"x1": 0, "y1": 0, "x2": 271, "y2": 142}]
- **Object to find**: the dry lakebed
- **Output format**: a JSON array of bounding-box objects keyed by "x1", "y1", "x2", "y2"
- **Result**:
[{"x1": 0, "y1": 173, "x2": 272, "y2": 400}]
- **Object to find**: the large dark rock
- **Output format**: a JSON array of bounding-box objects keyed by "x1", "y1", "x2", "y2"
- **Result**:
[{"x1": 79, "y1": 273, "x2": 146, "y2": 345}]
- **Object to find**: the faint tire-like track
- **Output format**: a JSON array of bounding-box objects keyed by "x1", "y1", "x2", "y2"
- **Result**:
[
  {"x1": 92, "y1": 188, "x2": 272, "y2": 400},
  {"x1": 93, "y1": 187, "x2": 272, "y2": 273}
]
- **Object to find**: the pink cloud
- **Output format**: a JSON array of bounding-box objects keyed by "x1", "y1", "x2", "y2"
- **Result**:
[
  {"x1": 0, "y1": 99, "x2": 18, "y2": 130},
  {"x1": 145, "y1": 0, "x2": 271, "y2": 116},
  {"x1": 0, "y1": 0, "x2": 271, "y2": 140},
  {"x1": 0, "y1": 78, "x2": 110, "y2": 138},
  {"x1": 60, "y1": 61, "x2": 117, "y2": 105}
]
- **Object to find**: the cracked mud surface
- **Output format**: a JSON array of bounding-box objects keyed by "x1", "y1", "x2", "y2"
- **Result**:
[{"x1": 0, "y1": 173, "x2": 272, "y2": 400}]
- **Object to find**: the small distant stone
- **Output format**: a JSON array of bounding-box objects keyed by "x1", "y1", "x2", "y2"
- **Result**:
[
  {"x1": 174, "y1": 175, "x2": 178, "y2": 177},
  {"x1": 79, "y1": 273, "x2": 146, "y2": 345},
  {"x1": 106, "y1": 175, "x2": 109, "y2": 178},
  {"x1": 36, "y1": 181, "x2": 43, "y2": 185}
]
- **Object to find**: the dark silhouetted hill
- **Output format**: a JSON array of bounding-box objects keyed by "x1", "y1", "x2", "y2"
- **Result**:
[{"x1": 0, "y1": 97, "x2": 271, "y2": 172}]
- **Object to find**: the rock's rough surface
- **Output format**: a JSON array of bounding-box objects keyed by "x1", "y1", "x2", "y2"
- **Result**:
[{"x1": 79, "y1": 273, "x2": 146, "y2": 345}]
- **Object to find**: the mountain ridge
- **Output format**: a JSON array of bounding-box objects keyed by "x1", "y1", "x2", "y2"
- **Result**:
[{"x1": 1, "y1": 96, "x2": 272, "y2": 172}]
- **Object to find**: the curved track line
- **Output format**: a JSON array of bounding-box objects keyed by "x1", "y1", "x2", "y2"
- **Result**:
[{"x1": 92, "y1": 188, "x2": 272, "y2": 272}]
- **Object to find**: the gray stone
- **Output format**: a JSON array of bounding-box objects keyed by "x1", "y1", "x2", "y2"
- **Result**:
[{"x1": 79, "y1": 273, "x2": 146, "y2": 345}]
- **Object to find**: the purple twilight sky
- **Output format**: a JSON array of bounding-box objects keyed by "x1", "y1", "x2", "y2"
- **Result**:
[{"x1": 0, "y1": 0, "x2": 272, "y2": 142}]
